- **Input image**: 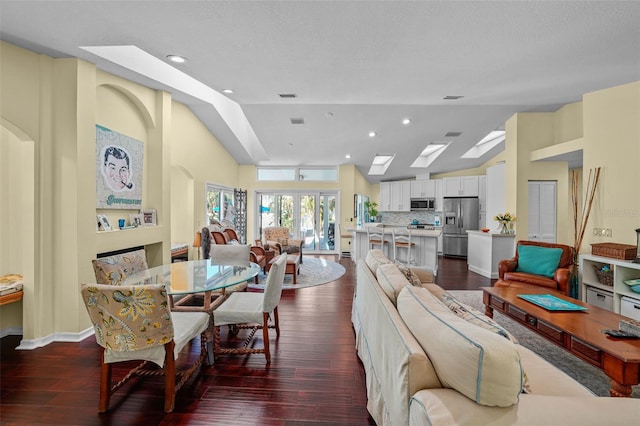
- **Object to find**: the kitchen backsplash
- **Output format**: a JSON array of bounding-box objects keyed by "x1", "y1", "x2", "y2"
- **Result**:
[{"x1": 378, "y1": 211, "x2": 442, "y2": 226}]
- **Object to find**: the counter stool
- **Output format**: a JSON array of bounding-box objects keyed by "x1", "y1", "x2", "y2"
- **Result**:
[
  {"x1": 392, "y1": 228, "x2": 415, "y2": 264},
  {"x1": 367, "y1": 226, "x2": 388, "y2": 257}
]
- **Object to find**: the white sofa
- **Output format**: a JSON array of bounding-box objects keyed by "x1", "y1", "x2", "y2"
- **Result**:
[{"x1": 352, "y1": 249, "x2": 640, "y2": 426}]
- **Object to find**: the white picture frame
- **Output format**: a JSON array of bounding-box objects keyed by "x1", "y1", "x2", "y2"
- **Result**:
[
  {"x1": 129, "y1": 213, "x2": 143, "y2": 227},
  {"x1": 96, "y1": 214, "x2": 112, "y2": 231},
  {"x1": 140, "y1": 209, "x2": 157, "y2": 227}
]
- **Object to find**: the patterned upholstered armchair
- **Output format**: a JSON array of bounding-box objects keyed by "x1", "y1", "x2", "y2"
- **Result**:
[{"x1": 262, "y1": 226, "x2": 304, "y2": 262}]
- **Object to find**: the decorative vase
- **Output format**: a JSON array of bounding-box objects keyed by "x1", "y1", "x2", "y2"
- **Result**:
[{"x1": 499, "y1": 222, "x2": 510, "y2": 234}]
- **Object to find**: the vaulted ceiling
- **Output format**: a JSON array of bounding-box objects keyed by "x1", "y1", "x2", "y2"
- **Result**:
[{"x1": 1, "y1": 1, "x2": 639, "y2": 183}]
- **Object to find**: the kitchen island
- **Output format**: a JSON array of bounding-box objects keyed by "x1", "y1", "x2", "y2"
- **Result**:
[
  {"x1": 466, "y1": 230, "x2": 516, "y2": 278},
  {"x1": 346, "y1": 224, "x2": 441, "y2": 275}
]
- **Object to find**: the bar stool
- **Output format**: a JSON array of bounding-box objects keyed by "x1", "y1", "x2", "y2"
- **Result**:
[
  {"x1": 392, "y1": 228, "x2": 415, "y2": 264},
  {"x1": 367, "y1": 226, "x2": 388, "y2": 256}
]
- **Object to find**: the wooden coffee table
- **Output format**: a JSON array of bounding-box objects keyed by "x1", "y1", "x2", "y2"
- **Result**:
[{"x1": 482, "y1": 286, "x2": 640, "y2": 397}]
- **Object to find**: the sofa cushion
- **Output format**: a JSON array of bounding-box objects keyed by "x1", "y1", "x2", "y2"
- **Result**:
[
  {"x1": 516, "y1": 245, "x2": 563, "y2": 278},
  {"x1": 365, "y1": 249, "x2": 392, "y2": 274},
  {"x1": 397, "y1": 286, "x2": 524, "y2": 407},
  {"x1": 376, "y1": 263, "x2": 411, "y2": 304}
]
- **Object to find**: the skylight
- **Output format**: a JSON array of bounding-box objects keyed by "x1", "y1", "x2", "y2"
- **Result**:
[
  {"x1": 411, "y1": 143, "x2": 449, "y2": 168},
  {"x1": 368, "y1": 154, "x2": 395, "y2": 175},
  {"x1": 462, "y1": 131, "x2": 505, "y2": 158}
]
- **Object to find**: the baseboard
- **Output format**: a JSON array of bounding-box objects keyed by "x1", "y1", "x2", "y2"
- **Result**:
[
  {"x1": 0, "y1": 327, "x2": 24, "y2": 338},
  {"x1": 15, "y1": 327, "x2": 94, "y2": 350}
]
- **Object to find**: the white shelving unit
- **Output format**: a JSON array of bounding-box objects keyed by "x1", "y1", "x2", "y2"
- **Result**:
[{"x1": 579, "y1": 254, "x2": 640, "y2": 314}]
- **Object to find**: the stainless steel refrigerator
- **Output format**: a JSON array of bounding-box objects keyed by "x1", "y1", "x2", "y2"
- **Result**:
[{"x1": 443, "y1": 197, "x2": 480, "y2": 257}]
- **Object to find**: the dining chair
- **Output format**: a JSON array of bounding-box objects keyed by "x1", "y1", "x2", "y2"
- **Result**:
[
  {"x1": 92, "y1": 248, "x2": 149, "y2": 285},
  {"x1": 211, "y1": 230, "x2": 229, "y2": 245},
  {"x1": 392, "y1": 228, "x2": 416, "y2": 264},
  {"x1": 80, "y1": 283, "x2": 209, "y2": 413},
  {"x1": 210, "y1": 244, "x2": 252, "y2": 292},
  {"x1": 213, "y1": 253, "x2": 287, "y2": 364},
  {"x1": 367, "y1": 226, "x2": 388, "y2": 256}
]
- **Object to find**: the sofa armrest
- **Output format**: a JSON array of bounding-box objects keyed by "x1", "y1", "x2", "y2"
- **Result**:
[
  {"x1": 410, "y1": 389, "x2": 640, "y2": 426},
  {"x1": 554, "y1": 267, "x2": 572, "y2": 295},
  {"x1": 498, "y1": 257, "x2": 518, "y2": 279}
]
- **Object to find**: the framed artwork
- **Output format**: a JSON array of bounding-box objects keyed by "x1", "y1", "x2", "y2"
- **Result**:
[
  {"x1": 141, "y1": 209, "x2": 157, "y2": 227},
  {"x1": 97, "y1": 214, "x2": 112, "y2": 231},
  {"x1": 95, "y1": 125, "x2": 143, "y2": 209},
  {"x1": 129, "y1": 213, "x2": 143, "y2": 227}
]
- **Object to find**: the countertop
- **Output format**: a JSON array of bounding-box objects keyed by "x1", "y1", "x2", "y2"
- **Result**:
[
  {"x1": 467, "y1": 230, "x2": 515, "y2": 237},
  {"x1": 346, "y1": 225, "x2": 441, "y2": 237}
]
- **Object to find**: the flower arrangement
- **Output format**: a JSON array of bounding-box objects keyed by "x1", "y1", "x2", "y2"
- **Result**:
[{"x1": 494, "y1": 212, "x2": 516, "y2": 234}]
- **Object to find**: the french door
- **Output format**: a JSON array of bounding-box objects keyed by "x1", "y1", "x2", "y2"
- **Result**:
[{"x1": 257, "y1": 191, "x2": 338, "y2": 254}]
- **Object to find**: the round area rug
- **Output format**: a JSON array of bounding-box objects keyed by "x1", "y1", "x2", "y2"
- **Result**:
[{"x1": 248, "y1": 257, "x2": 346, "y2": 290}]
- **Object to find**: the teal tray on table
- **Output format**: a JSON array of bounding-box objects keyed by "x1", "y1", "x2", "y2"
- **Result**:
[{"x1": 518, "y1": 294, "x2": 587, "y2": 311}]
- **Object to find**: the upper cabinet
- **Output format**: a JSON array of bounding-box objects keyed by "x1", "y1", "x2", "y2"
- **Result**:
[
  {"x1": 478, "y1": 175, "x2": 487, "y2": 212},
  {"x1": 410, "y1": 180, "x2": 436, "y2": 198},
  {"x1": 380, "y1": 181, "x2": 410, "y2": 211},
  {"x1": 443, "y1": 176, "x2": 479, "y2": 197}
]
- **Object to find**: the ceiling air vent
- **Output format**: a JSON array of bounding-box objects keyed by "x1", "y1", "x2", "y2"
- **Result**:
[
  {"x1": 279, "y1": 93, "x2": 297, "y2": 98},
  {"x1": 443, "y1": 95, "x2": 464, "y2": 100},
  {"x1": 290, "y1": 118, "x2": 305, "y2": 125},
  {"x1": 445, "y1": 132, "x2": 462, "y2": 137}
]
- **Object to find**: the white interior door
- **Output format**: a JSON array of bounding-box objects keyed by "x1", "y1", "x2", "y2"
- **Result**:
[{"x1": 528, "y1": 181, "x2": 557, "y2": 242}]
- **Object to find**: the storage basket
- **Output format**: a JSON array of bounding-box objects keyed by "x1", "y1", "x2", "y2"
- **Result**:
[
  {"x1": 591, "y1": 243, "x2": 637, "y2": 260},
  {"x1": 592, "y1": 264, "x2": 613, "y2": 286}
]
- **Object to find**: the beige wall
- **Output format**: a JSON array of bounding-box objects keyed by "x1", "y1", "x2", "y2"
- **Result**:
[{"x1": 1, "y1": 39, "x2": 638, "y2": 344}]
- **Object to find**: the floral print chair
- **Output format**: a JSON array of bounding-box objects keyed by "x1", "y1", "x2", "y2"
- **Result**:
[
  {"x1": 81, "y1": 283, "x2": 209, "y2": 413},
  {"x1": 92, "y1": 249, "x2": 149, "y2": 285},
  {"x1": 262, "y1": 226, "x2": 304, "y2": 263}
]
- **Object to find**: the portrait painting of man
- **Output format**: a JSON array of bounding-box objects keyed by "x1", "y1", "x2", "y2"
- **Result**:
[{"x1": 96, "y1": 125, "x2": 143, "y2": 209}]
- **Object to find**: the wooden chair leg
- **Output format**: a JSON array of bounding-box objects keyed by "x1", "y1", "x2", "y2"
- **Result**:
[
  {"x1": 262, "y1": 312, "x2": 270, "y2": 363},
  {"x1": 99, "y1": 349, "x2": 112, "y2": 413},
  {"x1": 273, "y1": 306, "x2": 280, "y2": 336},
  {"x1": 164, "y1": 341, "x2": 176, "y2": 413}
]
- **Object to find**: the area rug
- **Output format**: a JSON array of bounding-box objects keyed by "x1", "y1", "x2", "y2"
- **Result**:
[
  {"x1": 248, "y1": 257, "x2": 346, "y2": 291},
  {"x1": 449, "y1": 290, "x2": 640, "y2": 398}
]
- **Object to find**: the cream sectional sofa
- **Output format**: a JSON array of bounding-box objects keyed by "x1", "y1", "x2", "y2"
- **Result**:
[{"x1": 352, "y1": 249, "x2": 640, "y2": 426}]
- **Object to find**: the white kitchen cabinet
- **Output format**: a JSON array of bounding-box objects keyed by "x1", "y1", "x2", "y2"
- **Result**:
[
  {"x1": 443, "y1": 176, "x2": 479, "y2": 197},
  {"x1": 478, "y1": 175, "x2": 486, "y2": 212},
  {"x1": 410, "y1": 180, "x2": 435, "y2": 198},
  {"x1": 379, "y1": 182, "x2": 392, "y2": 211},
  {"x1": 380, "y1": 181, "x2": 410, "y2": 211},
  {"x1": 435, "y1": 179, "x2": 443, "y2": 211}
]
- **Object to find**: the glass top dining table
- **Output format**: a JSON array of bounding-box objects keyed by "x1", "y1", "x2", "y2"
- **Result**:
[{"x1": 124, "y1": 259, "x2": 261, "y2": 312}]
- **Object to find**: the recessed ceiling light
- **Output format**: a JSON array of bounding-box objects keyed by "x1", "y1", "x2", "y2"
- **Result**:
[
  {"x1": 402, "y1": 118, "x2": 411, "y2": 125},
  {"x1": 326, "y1": 112, "x2": 334, "y2": 118},
  {"x1": 222, "y1": 89, "x2": 234, "y2": 94},
  {"x1": 166, "y1": 55, "x2": 187, "y2": 63},
  {"x1": 345, "y1": 154, "x2": 351, "y2": 159},
  {"x1": 369, "y1": 131, "x2": 376, "y2": 137}
]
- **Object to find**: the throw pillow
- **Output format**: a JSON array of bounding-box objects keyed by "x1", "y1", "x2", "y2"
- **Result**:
[
  {"x1": 439, "y1": 293, "x2": 519, "y2": 344},
  {"x1": 516, "y1": 245, "x2": 563, "y2": 278},
  {"x1": 394, "y1": 261, "x2": 423, "y2": 286},
  {"x1": 397, "y1": 286, "x2": 525, "y2": 407}
]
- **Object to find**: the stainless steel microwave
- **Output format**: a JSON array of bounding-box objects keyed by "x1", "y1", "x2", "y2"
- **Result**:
[{"x1": 410, "y1": 198, "x2": 435, "y2": 211}]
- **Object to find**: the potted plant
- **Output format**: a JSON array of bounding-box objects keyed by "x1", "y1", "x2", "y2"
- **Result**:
[{"x1": 364, "y1": 201, "x2": 378, "y2": 222}]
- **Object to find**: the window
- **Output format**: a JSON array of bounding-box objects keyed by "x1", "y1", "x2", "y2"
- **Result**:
[
  {"x1": 205, "y1": 183, "x2": 235, "y2": 225},
  {"x1": 257, "y1": 167, "x2": 337, "y2": 182}
]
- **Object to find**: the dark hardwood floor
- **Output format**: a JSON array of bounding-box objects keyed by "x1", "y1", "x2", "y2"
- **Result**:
[{"x1": 0, "y1": 255, "x2": 491, "y2": 425}]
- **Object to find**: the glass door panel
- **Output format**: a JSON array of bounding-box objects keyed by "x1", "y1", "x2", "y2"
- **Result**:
[
  {"x1": 319, "y1": 194, "x2": 336, "y2": 252},
  {"x1": 300, "y1": 195, "x2": 316, "y2": 250}
]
